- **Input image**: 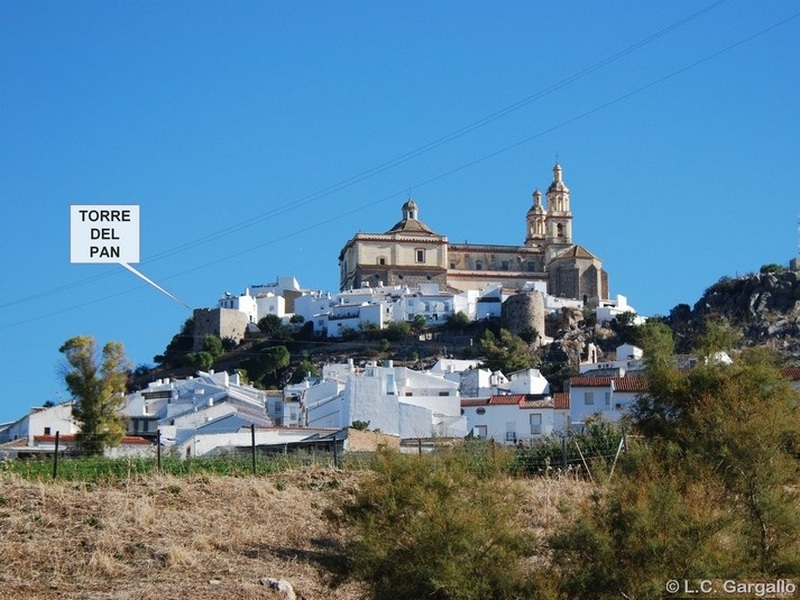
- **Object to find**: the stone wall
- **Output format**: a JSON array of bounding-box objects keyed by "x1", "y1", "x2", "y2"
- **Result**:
[
  {"x1": 192, "y1": 308, "x2": 250, "y2": 350},
  {"x1": 502, "y1": 291, "x2": 546, "y2": 343}
]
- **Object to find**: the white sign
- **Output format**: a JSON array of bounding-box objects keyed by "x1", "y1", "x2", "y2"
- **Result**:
[{"x1": 70, "y1": 204, "x2": 140, "y2": 263}]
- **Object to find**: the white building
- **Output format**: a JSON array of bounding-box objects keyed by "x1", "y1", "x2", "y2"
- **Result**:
[
  {"x1": 579, "y1": 343, "x2": 645, "y2": 375},
  {"x1": 461, "y1": 392, "x2": 570, "y2": 445},
  {"x1": 299, "y1": 361, "x2": 467, "y2": 439},
  {"x1": 595, "y1": 294, "x2": 646, "y2": 326},
  {"x1": 568, "y1": 376, "x2": 647, "y2": 428},
  {"x1": 0, "y1": 402, "x2": 78, "y2": 445},
  {"x1": 121, "y1": 370, "x2": 271, "y2": 449}
]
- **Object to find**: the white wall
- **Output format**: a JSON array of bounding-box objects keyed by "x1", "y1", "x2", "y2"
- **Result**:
[{"x1": 461, "y1": 402, "x2": 557, "y2": 444}]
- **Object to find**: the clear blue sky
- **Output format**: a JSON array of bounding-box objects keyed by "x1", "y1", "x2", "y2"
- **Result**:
[{"x1": 1, "y1": 1, "x2": 798, "y2": 423}]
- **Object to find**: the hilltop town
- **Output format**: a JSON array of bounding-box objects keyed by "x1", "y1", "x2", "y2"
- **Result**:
[{"x1": 3, "y1": 163, "x2": 800, "y2": 459}]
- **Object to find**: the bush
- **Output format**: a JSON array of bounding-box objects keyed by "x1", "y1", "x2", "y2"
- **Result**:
[{"x1": 330, "y1": 447, "x2": 541, "y2": 599}]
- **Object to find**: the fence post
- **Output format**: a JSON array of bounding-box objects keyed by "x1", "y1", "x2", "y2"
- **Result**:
[
  {"x1": 561, "y1": 435, "x2": 567, "y2": 471},
  {"x1": 332, "y1": 433, "x2": 339, "y2": 469},
  {"x1": 251, "y1": 424, "x2": 257, "y2": 476},
  {"x1": 156, "y1": 429, "x2": 162, "y2": 474},
  {"x1": 417, "y1": 438, "x2": 422, "y2": 455},
  {"x1": 52, "y1": 431, "x2": 60, "y2": 480}
]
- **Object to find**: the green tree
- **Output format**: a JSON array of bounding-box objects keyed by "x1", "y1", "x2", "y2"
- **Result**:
[
  {"x1": 290, "y1": 352, "x2": 320, "y2": 384},
  {"x1": 201, "y1": 333, "x2": 224, "y2": 358},
  {"x1": 479, "y1": 328, "x2": 539, "y2": 373},
  {"x1": 446, "y1": 310, "x2": 472, "y2": 330},
  {"x1": 154, "y1": 316, "x2": 194, "y2": 366},
  {"x1": 385, "y1": 320, "x2": 411, "y2": 341},
  {"x1": 258, "y1": 314, "x2": 291, "y2": 340},
  {"x1": 247, "y1": 345, "x2": 291, "y2": 385},
  {"x1": 633, "y1": 338, "x2": 800, "y2": 575},
  {"x1": 410, "y1": 314, "x2": 427, "y2": 334},
  {"x1": 59, "y1": 336, "x2": 131, "y2": 456},
  {"x1": 183, "y1": 351, "x2": 213, "y2": 371},
  {"x1": 690, "y1": 316, "x2": 741, "y2": 357}
]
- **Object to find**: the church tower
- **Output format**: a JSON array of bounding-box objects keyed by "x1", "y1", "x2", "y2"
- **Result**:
[
  {"x1": 545, "y1": 162, "x2": 573, "y2": 251},
  {"x1": 525, "y1": 189, "x2": 547, "y2": 247}
]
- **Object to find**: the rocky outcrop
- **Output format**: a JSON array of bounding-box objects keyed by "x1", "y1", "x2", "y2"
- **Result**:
[{"x1": 684, "y1": 269, "x2": 800, "y2": 359}]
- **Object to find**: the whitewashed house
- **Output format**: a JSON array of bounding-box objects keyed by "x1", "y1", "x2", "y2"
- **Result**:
[
  {"x1": 121, "y1": 370, "x2": 272, "y2": 455},
  {"x1": 300, "y1": 361, "x2": 466, "y2": 439},
  {"x1": 579, "y1": 343, "x2": 645, "y2": 375},
  {"x1": 461, "y1": 392, "x2": 570, "y2": 444},
  {"x1": 568, "y1": 376, "x2": 647, "y2": 428},
  {"x1": 0, "y1": 402, "x2": 78, "y2": 445}
]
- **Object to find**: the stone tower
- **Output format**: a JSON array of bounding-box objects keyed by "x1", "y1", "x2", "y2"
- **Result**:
[
  {"x1": 525, "y1": 189, "x2": 547, "y2": 247},
  {"x1": 501, "y1": 291, "x2": 546, "y2": 345},
  {"x1": 545, "y1": 163, "x2": 573, "y2": 261}
]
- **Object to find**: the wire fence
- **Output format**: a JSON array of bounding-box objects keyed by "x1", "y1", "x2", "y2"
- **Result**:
[{"x1": 1, "y1": 428, "x2": 626, "y2": 483}]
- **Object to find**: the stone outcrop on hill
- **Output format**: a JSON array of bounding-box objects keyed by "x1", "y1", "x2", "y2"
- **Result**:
[{"x1": 677, "y1": 269, "x2": 800, "y2": 360}]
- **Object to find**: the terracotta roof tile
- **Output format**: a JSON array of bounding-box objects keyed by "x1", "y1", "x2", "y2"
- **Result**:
[
  {"x1": 781, "y1": 368, "x2": 800, "y2": 381},
  {"x1": 553, "y1": 392, "x2": 570, "y2": 410},
  {"x1": 569, "y1": 376, "x2": 648, "y2": 392}
]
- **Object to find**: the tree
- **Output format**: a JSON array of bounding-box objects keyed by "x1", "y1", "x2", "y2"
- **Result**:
[
  {"x1": 59, "y1": 336, "x2": 131, "y2": 456},
  {"x1": 446, "y1": 310, "x2": 471, "y2": 330},
  {"x1": 258, "y1": 314, "x2": 291, "y2": 340},
  {"x1": 633, "y1": 336, "x2": 800, "y2": 575},
  {"x1": 201, "y1": 333, "x2": 224, "y2": 358},
  {"x1": 479, "y1": 328, "x2": 539, "y2": 373}
]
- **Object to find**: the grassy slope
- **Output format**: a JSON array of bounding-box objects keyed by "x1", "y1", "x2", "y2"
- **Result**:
[{"x1": 0, "y1": 468, "x2": 589, "y2": 599}]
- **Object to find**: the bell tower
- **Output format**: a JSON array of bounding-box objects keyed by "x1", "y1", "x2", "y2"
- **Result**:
[
  {"x1": 545, "y1": 162, "x2": 572, "y2": 245},
  {"x1": 525, "y1": 189, "x2": 547, "y2": 246}
]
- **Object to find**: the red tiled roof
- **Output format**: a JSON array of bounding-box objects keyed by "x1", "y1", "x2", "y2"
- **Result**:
[
  {"x1": 553, "y1": 392, "x2": 570, "y2": 410},
  {"x1": 461, "y1": 398, "x2": 490, "y2": 407},
  {"x1": 569, "y1": 376, "x2": 648, "y2": 392},
  {"x1": 489, "y1": 394, "x2": 526, "y2": 405},
  {"x1": 33, "y1": 434, "x2": 153, "y2": 445},
  {"x1": 781, "y1": 368, "x2": 800, "y2": 381}
]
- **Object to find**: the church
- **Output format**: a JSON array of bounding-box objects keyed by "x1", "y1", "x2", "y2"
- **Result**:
[{"x1": 338, "y1": 163, "x2": 609, "y2": 305}]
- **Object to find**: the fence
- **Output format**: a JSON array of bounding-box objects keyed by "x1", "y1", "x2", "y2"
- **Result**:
[{"x1": 2, "y1": 428, "x2": 627, "y2": 483}]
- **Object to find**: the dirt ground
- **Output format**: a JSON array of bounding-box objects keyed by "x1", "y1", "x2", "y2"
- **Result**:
[{"x1": 0, "y1": 468, "x2": 588, "y2": 599}]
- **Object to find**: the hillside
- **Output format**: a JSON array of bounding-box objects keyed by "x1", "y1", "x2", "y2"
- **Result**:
[
  {"x1": 0, "y1": 468, "x2": 589, "y2": 599},
  {"x1": 667, "y1": 267, "x2": 800, "y2": 361},
  {"x1": 136, "y1": 266, "x2": 800, "y2": 393}
]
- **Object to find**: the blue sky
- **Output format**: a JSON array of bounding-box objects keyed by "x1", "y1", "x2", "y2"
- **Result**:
[{"x1": 1, "y1": 1, "x2": 798, "y2": 423}]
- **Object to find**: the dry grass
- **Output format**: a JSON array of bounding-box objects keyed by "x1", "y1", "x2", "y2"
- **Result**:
[{"x1": 0, "y1": 468, "x2": 590, "y2": 599}]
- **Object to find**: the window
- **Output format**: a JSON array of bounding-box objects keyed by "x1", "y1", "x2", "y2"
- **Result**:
[
  {"x1": 438, "y1": 391, "x2": 449, "y2": 396},
  {"x1": 43, "y1": 427, "x2": 51, "y2": 436},
  {"x1": 530, "y1": 414, "x2": 542, "y2": 435},
  {"x1": 415, "y1": 248, "x2": 425, "y2": 263},
  {"x1": 501, "y1": 261, "x2": 509, "y2": 271},
  {"x1": 605, "y1": 392, "x2": 611, "y2": 406},
  {"x1": 450, "y1": 262, "x2": 456, "y2": 269},
  {"x1": 585, "y1": 391, "x2": 594, "y2": 406},
  {"x1": 505, "y1": 422, "x2": 516, "y2": 442},
  {"x1": 474, "y1": 425, "x2": 487, "y2": 439},
  {"x1": 476, "y1": 407, "x2": 486, "y2": 415},
  {"x1": 378, "y1": 257, "x2": 386, "y2": 265},
  {"x1": 475, "y1": 261, "x2": 483, "y2": 271}
]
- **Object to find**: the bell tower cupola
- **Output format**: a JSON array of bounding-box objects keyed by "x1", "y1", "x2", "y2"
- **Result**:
[
  {"x1": 545, "y1": 162, "x2": 572, "y2": 245},
  {"x1": 525, "y1": 189, "x2": 547, "y2": 246}
]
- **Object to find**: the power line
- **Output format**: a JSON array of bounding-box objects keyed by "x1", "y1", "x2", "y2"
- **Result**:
[
  {"x1": 3, "y1": 5, "x2": 798, "y2": 330},
  {"x1": 0, "y1": 0, "x2": 730, "y2": 311}
]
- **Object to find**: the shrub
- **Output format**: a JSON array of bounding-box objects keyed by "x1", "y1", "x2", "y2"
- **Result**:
[{"x1": 330, "y1": 447, "x2": 541, "y2": 600}]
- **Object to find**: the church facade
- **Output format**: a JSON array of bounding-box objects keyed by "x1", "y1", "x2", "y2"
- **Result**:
[{"x1": 338, "y1": 164, "x2": 609, "y2": 304}]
